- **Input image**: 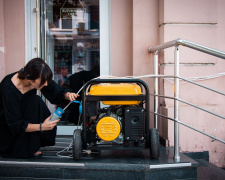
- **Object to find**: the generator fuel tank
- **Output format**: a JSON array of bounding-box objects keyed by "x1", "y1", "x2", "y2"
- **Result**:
[{"x1": 89, "y1": 83, "x2": 142, "y2": 105}]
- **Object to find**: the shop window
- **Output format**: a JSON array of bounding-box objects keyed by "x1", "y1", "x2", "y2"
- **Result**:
[{"x1": 46, "y1": 0, "x2": 100, "y2": 125}]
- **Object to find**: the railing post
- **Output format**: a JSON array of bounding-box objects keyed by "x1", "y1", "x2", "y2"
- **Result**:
[
  {"x1": 154, "y1": 51, "x2": 159, "y2": 129},
  {"x1": 174, "y1": 46, "x2": 180, "y2": 162}
]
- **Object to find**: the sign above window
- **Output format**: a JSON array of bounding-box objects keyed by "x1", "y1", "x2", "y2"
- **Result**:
[
  {"x1": 60, "y1": 8, "x2": 84, "y2": 19},
  {"x1": 60, "y1": 8, "x2": 86, "y2": 29}
]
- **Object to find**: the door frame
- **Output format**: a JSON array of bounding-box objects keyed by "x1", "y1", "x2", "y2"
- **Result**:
[
  {"x1": 25, "y1": 0, "x2": 111, "y2": 135},
  {"x1": 25, "y1": 0, "x2": 38, "y2": 62}
]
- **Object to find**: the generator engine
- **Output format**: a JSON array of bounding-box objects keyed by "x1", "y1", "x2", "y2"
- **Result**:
[
  {"x1": 94, "y1": 106, "x2": 145, "y2": 144},
  {"x1": 96, "y1": 109, "x2": 123, "y2": 143},
  {"x1": 86, "y1": 82, "x2": 146, "y2": 145}
]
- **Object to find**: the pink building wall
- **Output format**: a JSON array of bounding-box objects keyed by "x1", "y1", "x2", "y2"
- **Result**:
[
  {"x1": 111, "y1": 0, "x2": 225, "y2": 167},
  {"x1": 0, "y1": 0, "x2": 25, "y2": 81},
  {"x1": 158, "y1": 0, "x2": 225, "y2": 167},
  {"x1": 111, "y1": 0, "x2": 133, "y2": 77}
]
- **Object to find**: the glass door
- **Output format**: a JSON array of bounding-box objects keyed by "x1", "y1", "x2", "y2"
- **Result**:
[{"x1": 40, "y1": 0, "x2": 100, "y2": 129}]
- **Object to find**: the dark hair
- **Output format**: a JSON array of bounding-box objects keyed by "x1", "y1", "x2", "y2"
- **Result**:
[{"x1": 18, "y1": 58, "x2": 53, "y2": 87}]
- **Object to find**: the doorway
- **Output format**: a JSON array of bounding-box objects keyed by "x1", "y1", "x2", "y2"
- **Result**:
[
  {"x1": 41, "y1": 0, "x2": 101, "y2": 134},
  {"x1": 25, "y1": 0, "x2": 110, "y2": 134}
]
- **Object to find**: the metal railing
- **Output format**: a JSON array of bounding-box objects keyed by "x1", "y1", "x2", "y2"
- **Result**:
[{"x1": 148, "y1": 39, "x2": 225, "y2": 162}]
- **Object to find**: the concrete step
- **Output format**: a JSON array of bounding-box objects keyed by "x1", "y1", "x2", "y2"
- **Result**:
[
  {"x1": 196, "y1": 159, "x2": 225, "y2": 179},
  {"x1": 2, "y1": 136, "x2": 224, "y2": 179},
  {"x1": 0, "y1": 145, "x2": 198, "y2": 180},
  {"x1": 0, "y1": 136, "x2": 224, "y2": 179},
  {"x1": 184, "y1": 151, "x2": 225, "y2": 180}
]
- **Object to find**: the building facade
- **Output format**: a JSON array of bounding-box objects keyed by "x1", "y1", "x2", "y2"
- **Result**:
[{"x1": 0, "y1": 0, "x2": 225, "y2": 168}]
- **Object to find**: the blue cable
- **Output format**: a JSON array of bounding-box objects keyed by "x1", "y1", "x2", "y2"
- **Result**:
[{"x1": 72, "y1": 100, "x2": 82, "y2": 114}]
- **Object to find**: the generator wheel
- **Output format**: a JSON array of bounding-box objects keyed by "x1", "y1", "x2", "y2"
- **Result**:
[
  {"x1": 73, "y1": 129, "x2": 82, "y2": 160},
  {"x1": 149, "y1": 128, "x2": 160, "y2": 159}
]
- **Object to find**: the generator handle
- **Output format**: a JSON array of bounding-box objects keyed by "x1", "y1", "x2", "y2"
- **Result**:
[{"x1": 84, "y1": 78, "x2": 149, "y2": 95}]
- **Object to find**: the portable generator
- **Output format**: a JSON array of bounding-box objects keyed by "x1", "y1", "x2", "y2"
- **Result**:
[{"x1": 72, "y1": 78, "x2": 159, "y2": 160}]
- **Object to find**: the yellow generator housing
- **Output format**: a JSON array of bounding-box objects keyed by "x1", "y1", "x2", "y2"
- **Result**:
[
  {"x1": 89, "y1": 83, "x2": 142, "y2": 105},
  {"x1": 72, "y1": 79, "x2": 160, "y2": 161}
]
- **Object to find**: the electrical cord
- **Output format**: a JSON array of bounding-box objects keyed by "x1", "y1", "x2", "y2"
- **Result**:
[
  {"x1": 56, "y1": 114, "x2": 82, "y2": 158},
  {"x1": 56, "y1": 140, "x2": 73, "y2": 158}
]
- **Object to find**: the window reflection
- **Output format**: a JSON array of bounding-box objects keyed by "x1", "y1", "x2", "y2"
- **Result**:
[{"x1": 46, "y1": 0, "x2": 100, "y2": 124}]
